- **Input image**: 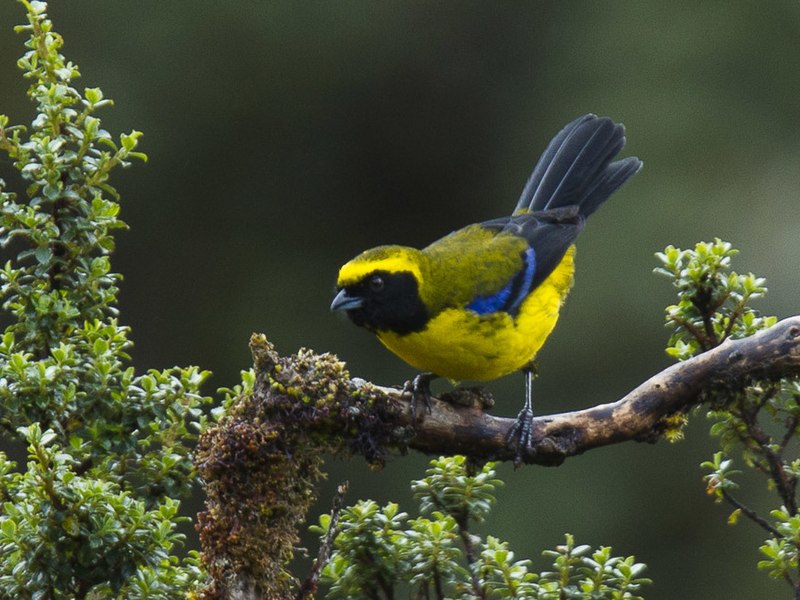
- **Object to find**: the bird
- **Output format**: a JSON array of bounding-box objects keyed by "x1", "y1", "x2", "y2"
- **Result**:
[{"x1": 330, "y1": 114, "x2": 642, "y2": 459}]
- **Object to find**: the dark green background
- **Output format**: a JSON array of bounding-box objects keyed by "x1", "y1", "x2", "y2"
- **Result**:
[{"x1": 1, "y1": 3, "x2": 799, "y2": 598}]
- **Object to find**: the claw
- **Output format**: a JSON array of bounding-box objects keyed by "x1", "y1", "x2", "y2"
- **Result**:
[
  {"x1": 402, "y1": 372, "x2": 437, "y2": 419},
  {"x1": 506, "y1": 405, "x2": 534, "y2": 467},
  {"x1": 505, "y1": 367, "x2": 536, "y2": 466}
]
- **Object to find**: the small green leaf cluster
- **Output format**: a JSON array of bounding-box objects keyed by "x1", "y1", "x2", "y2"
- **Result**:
[
  {"x1": 0, "y1": 2, "x2": 210, "y2": 596},
  {"x1": 317, "y1": 500, "x2": 415, "y2": 598},
  {"x1": 314, "y1": 456, "x2": 650, "y2": 599},
  {"x1": 538, "y1": 534, "x2": 649, "y2": 599},
  {"x1": 758, "y1": 508, "x2": 800, "y2": 582},
  {"x1": 412, "y1": 455, "x2": 501, "y2": 527},
  {"x1": 655, "y1": 239, "x2": 774, "y2": 360},
  {"x1": 700, "y1": 451, "x2": 741, "y2": 504},
  {"x1": 657, "y1": 241, "x2": 800, "y2": 593}
]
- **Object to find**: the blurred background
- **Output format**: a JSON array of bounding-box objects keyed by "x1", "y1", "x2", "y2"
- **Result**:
[{"x1": 1, "y1": 2, "x2": 799, "y2": 598}]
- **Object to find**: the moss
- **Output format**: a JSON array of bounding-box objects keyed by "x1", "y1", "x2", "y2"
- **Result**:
[
  {"x1": 661, "y1": 412, "x2": 689, "y2": 442},
  {"x1": 195, "y1": 335, "x2": 409, "y2": 598}
]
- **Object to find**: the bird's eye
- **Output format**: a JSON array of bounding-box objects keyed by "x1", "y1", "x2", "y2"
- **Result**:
[{"x1": 369, "y1": 275, "x2": 385, "y2": 292}]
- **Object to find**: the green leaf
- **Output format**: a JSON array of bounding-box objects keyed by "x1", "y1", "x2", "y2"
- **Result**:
[
  {"x1": 84, "y1": 87, "x2": 103, "y2": 104},
  {"x1": 34, "y1": 246, "x2": 52, "y2": 264},
  {"x1": 1, "y1": 519, "x2": 17, "y2": 538},
  {"x1": 93, "y1": 337, "x2": 109, "y2": 356}
]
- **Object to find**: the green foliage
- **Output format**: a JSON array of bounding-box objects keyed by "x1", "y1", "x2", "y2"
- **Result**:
[
  {"x1": 412, "y1": 455, "x2": 502, "y2": 526},
  {"x1": 0, "y1": 2, "x2": 210, "y2": 596},
  {"x1": 314, "y1": 456, "x2": 650, "y2": 599},
  {"x1": 657, "y1": 240, "x2": 800, "y2": 593},
  {"x1": 478, "y1": 536, "x2": 537, "y2": 598},
  {"x1": 538, "y1": 534, "x2": 649, "y2": 599},
  {"x1": 317, "y1": 500, "x2": 412, "y2": 599},
  {"x1": 655, "y1": 239, "x2": 775, "y2": 360},
  {"x1": 0, "y1": 424, "x2": 201, "y2": 599}
]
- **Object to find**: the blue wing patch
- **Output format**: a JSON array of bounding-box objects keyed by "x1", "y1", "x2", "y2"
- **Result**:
[
  {"x1": 467, "y1": 247, "x2": 537, "y2": 316},
  {"x1": 466, "y1": 283, "x2": 513, "y2": 315}
]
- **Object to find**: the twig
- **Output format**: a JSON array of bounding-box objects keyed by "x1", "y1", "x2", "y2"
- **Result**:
[
  {"x1": 296, "y1": 482, "x2": 349, "y2": 600},
  {"x1": 721, "y1": 489, "x2": 782, "y2": 538},
  {"x1": 457, "y1": 527, "x2": 486, "y2": 599},
  {"x1": 780, "y1": 415, "x2": 800, "y2": 454}
]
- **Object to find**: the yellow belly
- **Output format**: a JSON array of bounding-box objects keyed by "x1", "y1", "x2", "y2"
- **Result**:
[{"x1": 376, "y1": 247, "x2": 576, "y2": 381}]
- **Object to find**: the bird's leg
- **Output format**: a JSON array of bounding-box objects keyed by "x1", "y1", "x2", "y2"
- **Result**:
[
  {"x1": 506, "y1": 365, "x2": 537, "y2": 466},
  {"x1": 402, "y1": 372, "x2": 437, "y2": 419}
]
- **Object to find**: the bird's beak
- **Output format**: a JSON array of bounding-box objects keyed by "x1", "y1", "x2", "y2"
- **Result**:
[{"x1": 330, "y1": 288, "x2": 363, "y2": 312}]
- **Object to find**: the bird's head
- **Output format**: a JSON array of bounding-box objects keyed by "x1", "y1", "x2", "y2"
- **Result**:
[{"x1": 331, "y1": 246, "x2": 429, "y2": 334}]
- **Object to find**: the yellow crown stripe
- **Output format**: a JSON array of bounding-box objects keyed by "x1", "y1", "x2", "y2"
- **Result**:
[{"x1": 338, "y1": 254, "x2": 423, "y2": 286}]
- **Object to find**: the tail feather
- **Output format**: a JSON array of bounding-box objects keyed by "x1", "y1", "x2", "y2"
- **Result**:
[
  {"x1": 514, "y1": 114, "x2": 642, "y2": 217},
  {"x1": 578, "y1": 156, "x2": 643, "y2": 218}
]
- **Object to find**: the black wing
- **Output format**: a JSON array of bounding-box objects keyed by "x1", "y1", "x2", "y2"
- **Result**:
[{"x1": 479, "y1": 206, "x2": 584, "y2": 305}]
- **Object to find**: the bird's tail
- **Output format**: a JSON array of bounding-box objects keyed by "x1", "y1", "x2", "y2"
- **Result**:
[{"x1": 513, "y1": 114, "x2": 642, "y2": 218}]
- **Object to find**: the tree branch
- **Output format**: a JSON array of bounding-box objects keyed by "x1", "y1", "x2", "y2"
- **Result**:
[
  {"x1": 195, "y1": 316, "x2": 800, "y2": 598},
  {"x1": 720, "y1": 489, "x2": 782, "y2": 538},
  {"x1": 373, "y1": 316, "x2": 800, "y2": 466}
]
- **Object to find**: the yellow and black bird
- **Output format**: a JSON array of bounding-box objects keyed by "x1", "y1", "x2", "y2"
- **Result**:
[{"x1": 331, "y1": 114, "x2": 642, "y2": 453}]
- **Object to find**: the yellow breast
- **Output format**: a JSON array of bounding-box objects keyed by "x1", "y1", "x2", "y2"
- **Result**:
[{"x1": 376, "y1": 247, "x2": 576, "y2": 381}]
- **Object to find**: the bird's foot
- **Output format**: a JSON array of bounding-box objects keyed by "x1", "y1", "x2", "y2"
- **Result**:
[
  {"x1": 402, "y1": 372, "x2": 436, "y2": 419},
  {"x1": 506, "y1": 405, "x2": 535, "y2": 467}
]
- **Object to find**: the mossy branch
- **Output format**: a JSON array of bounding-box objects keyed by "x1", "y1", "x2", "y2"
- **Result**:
[
  {"x1": 406, "y1": 315, "x2": 800, "y2": 465},
  {"x1": 196, "y1": 315, "x2": 800, "y2": 597}
]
